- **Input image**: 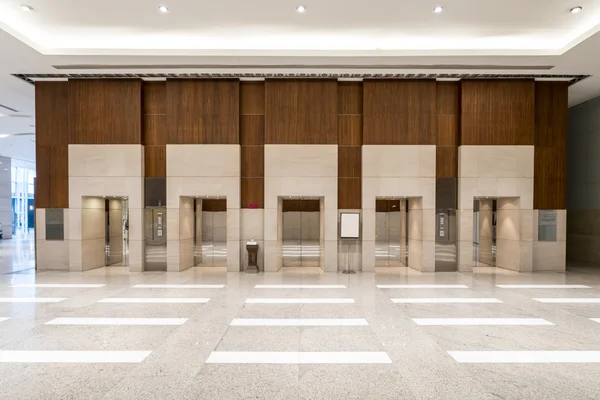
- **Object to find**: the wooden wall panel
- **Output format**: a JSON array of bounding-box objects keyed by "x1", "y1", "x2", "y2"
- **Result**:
[
  {"x1": 338, "y1": 115, "x2": 362, "y2": 146},
  {"x1": 338, "y1": 81, "x2": 362, "y2": 210},
  {"x1": 282, "y1": 199, "x2": 320, "y2": 212},
  {"x1": 363, "y1": 80, "x2": 436, "y2": 145},
  {"x1": 338, "y1": 147, "x2": 361, "y2": 178},
  {"x1": 461, "y1": 80, "x2": 535, "y2": 145},
  {"x1": 241, "y1": 146, "x2": 264, "y2": 178},
  {"x1": 166, "y1": 79, "x2": 239, "y2": 144},
  {"x1": 436, "y1": 147, "x2": 458, "y2": 178},
  {"x1": 202, "y1": 199, "x2": 227, "y2": 212},
  {"x1": 35, "y1": 81, "x2": 69, "y2": 209},
  {"x1": 338, "y1": 82, "x2": 363, "y2": 114},
  {"x1": 240, "y1": 81, "x2": 265, "y2": 115},
  {"x1": 145, "y1": 146, "x2": 166, "y2": 178},
  {"x1": 535, "y1": 81, "x2": 568, "y2": 148},
  {"x1": 143, "y1": 81, "x2": 166, "y2": 115},
  {"x1": 240, "y1": 81, "x2": 265, "y2": 208},
  {"x1": 436, "y1": 82, "x2": 460, "y2": 114},
  {"x1": 69, "y1": 79, "x2": 142, "y2": 144},
  {"x1": 437, "y1": 115, "x2": 459, "y2": 147},
  {"x1": 338, "y1": 178, "x2": 361, "y2": 210},
  {"x1": 534, "y1": 81, "x2": 568, "y2": 210},
  {"x1": 265, "y1": 79, "x2": 338, "y2": 144},
  {"x1": 241, "y1": 178, "x2": 264, "y2": 208},
  {"x1": 240, "y1": 115, "x2": 265, "y2": 145}
]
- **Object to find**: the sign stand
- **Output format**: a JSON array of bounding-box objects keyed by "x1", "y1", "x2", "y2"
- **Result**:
[{"x1": 340, "y1": 212, "x2": 360, "y2": 274}]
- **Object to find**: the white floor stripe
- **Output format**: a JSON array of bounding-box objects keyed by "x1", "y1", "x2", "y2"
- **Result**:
[
  {"x1": 46, "y1": 318, "x2": 188, "y2": 326},
  {"x1": 0, "y1": 350, "x2": 151, "y2": 363},
  {"x1": 449, "y1": 351, "x2": 600, "y2": 363},
  {"x1": 496, "y1": 284, "x2": 591, "y2": 289},
  {"x1": 255, "y1": 285, "x2": 346, "y2": 289},
  {"x1": 206, "y1": 351, "x2": 392, "y2": 364},
  {"x1": 392, "y1": 298, "x2": 502, "y2": 304},
  {"x1": 98, "y1": 298, "x2": 210, "y2": 304},
  {"x1": 589, "y1": 318, "x2": 600, "y2": 324},
  {"x1": 377, "y1": 285, "x2": 469, "y2": 289},
  {"x1": 0, "y1": 318, "x2": 9, "y2": 323},
  {"x1": 245, "y1": 298, "x2": 355, "y2": 304},
  {"x1": 230, "y1": 318, "x2": 368, "y2": 326},
  {"x1": 534, "y1": 298, "x2": 600, "y2": 303},
  {"x1": 133, "y1": 284, "x2": 225, "y2": 289},
  {"x1": 10, "y1": 284, "x2": 106, "y2": 288},
  {"x1": 0, "y1": 298, "x2": 66, "y2": 303},
  {"x1": 413, "y1": 318, "x2": 554, "y2": 326}
]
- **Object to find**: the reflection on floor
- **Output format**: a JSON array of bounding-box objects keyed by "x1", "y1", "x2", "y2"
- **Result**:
[
  {"x1": 1, "y1": 263, "x2": 600, "y2": 398},
  {"x1": 0, "y1": 230, "x2": 35, "y2": 275}
]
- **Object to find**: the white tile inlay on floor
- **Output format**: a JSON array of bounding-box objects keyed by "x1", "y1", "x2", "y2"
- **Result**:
[
  {"x1": 0, "y1": 317, "x2": 9, "y2": 323},
  {"x1": 590, "y1": 318, "x2": 600, "y2": 324},
  {"x1": 413, "y1": 318, "x2": 554, "y2": 326},
  {"x1": 245, "y1": 298, "x2": 355, "y2": 304},
  {"x1": 254, "y1": 285, "x2": 347, "y2": 289},
  {"x1": 133, "y1": 284, "x2": 225, "y2": 289},
  {"x1": 10, "y1": 284, "x2": 106, "y2": 288},
  {"x1": 46, "y1": 318, "x2": 189, "y2": 326},
  {"x1": 230, "y1": 318, "x2": 369, "y2": 326},
  {"x1": 377, "y1": 285, "x2": 469, "y2": 289},
  {"x1": 534, "y1": 298, "x2": 600, "y2": 303},
  {"x1": 391, "y1": 298, "x2": 502, "y2": 304},
  {"x1": 0, "y1": 297, "x2": 66, "y2": 303},
  {"x1": 449, "y1": 351, "x2": 600, "y2": 363},
  {"x1": 0, "y1": 350, "x2": 152, "y2": 363},
  {"x1": 98, "y1": 298, "x2": 210, "y2": 304},
  {"x1": 206, "y1": 351, "x2": 392, "y2": 364},
  {"x1": 496, "y1": 285, "x2": 591, "y2": 289}
]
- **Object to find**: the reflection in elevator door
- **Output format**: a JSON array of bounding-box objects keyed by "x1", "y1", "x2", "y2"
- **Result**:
[
  {"x1": 281, "y1": 200, "x2": 321, "y2": 268},
  {"x1": 375, "y1": 199, "x2": 407, "y2": 267},
  {"x1": 144, "y1": 207, "x2": 167, "y2": 271},
  {"x1": 196, "y1": 199, "x2": 227, "y2": 267}
]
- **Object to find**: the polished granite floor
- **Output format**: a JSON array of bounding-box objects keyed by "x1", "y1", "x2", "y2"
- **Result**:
[{"x1": 3, "y1": 239, "x2": 600, "y2": 399}]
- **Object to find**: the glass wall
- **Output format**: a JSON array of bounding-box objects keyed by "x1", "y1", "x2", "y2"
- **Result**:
[{"x1": 11, "y1": 166, "x2": 35, "y2": 234}]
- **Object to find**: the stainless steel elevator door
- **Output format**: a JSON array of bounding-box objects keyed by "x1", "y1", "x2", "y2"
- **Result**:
[
  {"x1": 105, "y1": 199, "x2": 124, "y2": 266},
  {"x1": 281, "y1": 205, "x2": 321, "y2": 268},
  {"x1": 375, "y1": 200, "x2": 406, "y2": 267},
  {"x1": 200, "y1": 211, "x2": 227, "y2": 267},
  {"x1": 144, "y1": 207, "x2": 167, "y2": 271}
]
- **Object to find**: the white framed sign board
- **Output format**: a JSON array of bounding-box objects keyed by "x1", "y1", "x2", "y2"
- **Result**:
[{"x1": 340, "y1": 213, "x2": 360, "y2": 239}]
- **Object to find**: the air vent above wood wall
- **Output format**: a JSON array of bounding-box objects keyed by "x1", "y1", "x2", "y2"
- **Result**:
[{"x1": 12, "y1": 72, "x2": 590, "y2": 86}]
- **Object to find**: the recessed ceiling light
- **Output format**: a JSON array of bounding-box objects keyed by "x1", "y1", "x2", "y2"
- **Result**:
[
  {"x1": 296, "y1": 4, "x2": 307, "y2": 13},
  {"x1": 570, "y1": 6, "x2": 583, "y2": 13},
  {"x1": 158, "y1": 5, "x2": 169, "y2": 13},
  {"x1": 20, "y1": 4, "x2": 34, "y2": 12},
  {"x1": 433, "y1": 5, "x2": 443, "y2": 13}
]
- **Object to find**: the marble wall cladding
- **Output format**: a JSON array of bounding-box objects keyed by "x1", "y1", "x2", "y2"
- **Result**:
[
  {"x1": 166, "y1": 145, "x2": 240, "y2": 177},
  {"x1": 457, "y1": 146, "x2": 534, "y2": 272},
  {"x1": 79, "y1": 197, "x2": 105, "y2": 271},
  {"x1": 35, "y1": 209, "x2": 69, "y2": 270},
  {"x1": 362, "y1": 146, "x2": 435, "y2": 272},
  {"x1": 264, "y1": 145, "x2": 338, "y2": 271},
  {"x1": 166, "y1": 145, "x2": 241, "y2": 271},
  {"x1": 168, "y1": 197, "x2": 194, "y2": 272},
  {"x1": 67, "y1": 145, "x2": 144, "y2": 272},
  {"x1": 0, "y1": 156, "x2": 12, "y2": 240},
  {"x1": 533, "y1": 209, "x2": 566, "y2": 271}
]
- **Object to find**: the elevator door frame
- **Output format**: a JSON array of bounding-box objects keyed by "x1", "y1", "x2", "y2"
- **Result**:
[
  {"x1": 195, "y1": 197, "x2": 228, "y2": 268},
  {"x1": 281, "y1": 198, "x2": 322, "y2": 269},
  {"x1": 375, "y1": 198, "x2": 408, "y2": 268},
  {"x1": 144, "y1": 206, "x2": 167, "y2": 271}
]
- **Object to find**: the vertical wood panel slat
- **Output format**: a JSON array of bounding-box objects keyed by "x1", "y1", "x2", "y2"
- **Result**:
[
  {"x1": 241, "y1": 178, "x2": 264, "y2": 208},
  {"x1": 145, "y1": 146, "x2": 167, "y2": 177},
  {"x1": 265, "y1": 79, "x2": 338, "y2": 144},
  {"x1": 338, "y1": 178, "x2": 361, "y2": 209},
  {"x1": 240, "y1": 81, "x2": 265, "y2": 115},
  {"x1": 68, "y1": 79, "x2": 142, "y2": 144},
  {"x1": 166, "y1": 79, "x2": 239, "y2": 144}
]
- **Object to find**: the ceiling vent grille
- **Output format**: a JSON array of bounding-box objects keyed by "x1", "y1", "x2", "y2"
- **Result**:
[{"x1": 11, "y1": 73, "x2": 590, "y2": 86}]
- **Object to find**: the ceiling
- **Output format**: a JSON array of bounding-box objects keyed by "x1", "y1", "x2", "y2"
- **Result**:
[{"x1": 2, "y1": 0, "x2": 600, "y2": 164}]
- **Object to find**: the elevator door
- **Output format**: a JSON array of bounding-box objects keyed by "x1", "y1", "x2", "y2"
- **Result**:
[
  {"x1": 144, "y1": 207, "x2": 167, "y2": 271},
  {"x1": 197, "y1": 199, "x2": 227, "y2": 267},
  {"x1": 281, "y1": 200, "x2": 321, "y2": 268},
  {"x1": 105, "y1": 198, "x2": 124, "y2": 266},
  {"x1": 375, "y1": 199, "x2": 407, "y2": 267}
]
